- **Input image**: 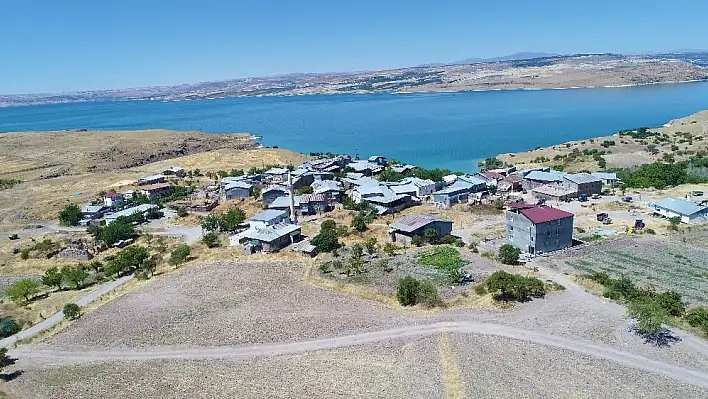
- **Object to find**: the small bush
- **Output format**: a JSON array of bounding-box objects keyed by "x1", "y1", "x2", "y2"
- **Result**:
[
  {"x1": 360, "y1": 238, "x2": 376, "y2": 256},
  {"x1": 473, "y1": 284, "x2": 487, "y2": 296},
  {"x1": 684, "y1": 307, "x2": 708, "y2": 334},
  {"x1": 644, "y1": 228, "x2": 656, "y2": 235},
  {"x1": 177, "y1": 207, "x2": 189, "y2": 218},
  {"x1": 379, "y1": 257, "x2": 393, "y2": 272},
  {"x1": 498, "y1": 244, "x2": 521, "y2": 265},
  {"x1": 411, "y1": 235, "x2": 425, "y2": 247},
  {"x1": 20, "y1": 248, "x2": 30, "y2": 260},
  {"x1": 63, "y1": 303, "x2": 81, "y2": 320},
  {"x1": 396, "y1": 276, "x2": 420, "y2": 306},
  {"x1": 0, "y1": 317, "x2": 20, "y2": 338},
  {"x1": 201, "y1": 232, "x2": 221, "y2": 248},
  {"x1": 417, "y1": 280, "x2": 443, "y2": 307}
]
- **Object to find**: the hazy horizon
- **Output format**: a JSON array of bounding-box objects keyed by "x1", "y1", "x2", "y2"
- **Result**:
[{"x1": 1, "y1": 0, "x2": 707, "y2": 94}]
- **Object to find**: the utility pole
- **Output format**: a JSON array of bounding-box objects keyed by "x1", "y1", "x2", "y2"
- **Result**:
[{"x1": 288, "y1": 171, "x2": 297, "y2": 224}]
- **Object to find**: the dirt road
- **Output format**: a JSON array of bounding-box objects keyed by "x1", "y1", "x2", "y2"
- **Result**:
[
  {"x1": 0, "y1": 275, "x2": 134, "y2": 348},
  {"x1": 12, "y1": 321, "x2": 708, "y2": 388}
]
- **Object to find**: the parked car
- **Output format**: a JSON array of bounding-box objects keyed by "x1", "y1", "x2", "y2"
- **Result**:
[
  {"x1": 8, "y1": 234, "x2": 19, "y2": 240},
  {"x1": 591, "y1": 194, "x2": 601, "y2": 199}
]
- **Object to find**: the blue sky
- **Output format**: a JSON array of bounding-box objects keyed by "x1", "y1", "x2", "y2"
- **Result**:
[{"x1": 1, "y1": 0, "x2": 706, "y2": 94}]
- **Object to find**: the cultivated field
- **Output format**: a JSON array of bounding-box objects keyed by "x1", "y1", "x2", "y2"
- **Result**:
[{"x1": 544, "y1": 236, "x2": 708, "y2": 305}]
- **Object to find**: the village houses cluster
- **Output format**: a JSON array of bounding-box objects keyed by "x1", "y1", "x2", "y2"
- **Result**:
[{"x1": 74, "y1": 154, "x2": 708, "y2": 258}]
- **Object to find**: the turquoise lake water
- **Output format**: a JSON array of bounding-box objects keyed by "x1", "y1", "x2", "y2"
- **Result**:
[{"x1": 2, "y1": 82, "x2": 708, "y2": 172}]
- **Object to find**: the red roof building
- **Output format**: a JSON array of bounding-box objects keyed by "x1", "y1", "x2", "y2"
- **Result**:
[
  {"x1": 506, "y1": 202, "x2": 574, "y2": 255},
  {"x1": 519, "y1": 206, "x2": 574, "y2": 224}
]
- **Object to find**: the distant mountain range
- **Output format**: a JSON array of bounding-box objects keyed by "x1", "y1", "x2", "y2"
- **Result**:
[
  {"x1": 452, "y1": 52, "x2": 561, "y2": 65},
  {"x1": 2, "y1": 51, "x2": 708, "y2": 107}
]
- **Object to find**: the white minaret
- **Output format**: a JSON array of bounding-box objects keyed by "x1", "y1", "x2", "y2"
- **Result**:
[{"x1": 288, "y1": 171, "x2": 297, "y2": 223}]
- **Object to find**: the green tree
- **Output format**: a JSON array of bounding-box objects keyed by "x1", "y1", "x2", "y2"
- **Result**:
[
  {"x1": 201, "y1": 214, "x2": 220, "y2": 232},
  {"x1": 396, "y1": 276, "x2": 420, "y2": 306},
  {"x1": 97, "y1": 219, "x2": 136, "y2": 245},
  {"x1": 251, "y1": 186, "x2": 262, "y2": 199},
  {"x1": 627, "y1": 297, "x2": 668, "y2": 334},
  {"x1": 41, "y1": 267, "x2": 64, "y2": 290},
  {"x1": 0, "y1": 316, "x2": 20, "y2": 338},
  {"x1": 365, "y1": 237, "x2": 378, "y2": 255},
  {"x1": 6, "y1": 278, "x2": 42, "y2": 304},
  {"x1": 498, "y1": 244, "x2": 521, "y2": 265},
  {"x1": 312, "y1": 228, "x2": 340, "y2": 253},
  {"x1": 321, "y1": 219, "x2": 337, "y2": 231},
  {"x1": 136, "y1": 256, "x2": 158, "y2": 280},
  {"x1": 202, "y1": 232, "x2": 221, "y2": 248},
  {"x1": 105, "y1": 246, "x2": 150, "y2": 277},
  {"x1": 169, "y1": 244, "x2": 191, "y2": 266},
  {"x1": 58, "y1": 203, "x2": 83, "y2": 226},
  {"x1": 667, "y1": 216, "x2": 682, "y2": 226},
  {"x1": 351, "y1": 214, "x2": 368, "y2": 232},
  {"x1": 145, "y1": 207, "x2": 164, "y2": 220},
  {"x1": 218, "y1": 208, "x2": 246, "y2": 232},
  {"x1": 484, "y1": 271, "x2": 546, "y2": 302},
  {"x1": 61, "y1": 266, "x2": 89, "y2": 290},
  {"x1": 63, "y1": 303, "x2": 81, "y2": 320},
  {"x1": 177, "y1": 207, "x2": 189, "y2": 218}
]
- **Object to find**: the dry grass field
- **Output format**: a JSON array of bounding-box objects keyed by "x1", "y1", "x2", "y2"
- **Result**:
[
  {"x1": 0, "y1": 129, "x2": 306, "y2": 224},
  {"x1": 498, "y1": 110, "x2": 708, "y2": 171},
  {"x1": 3, "y1": 257, "x2": 708, "y2": 397}
]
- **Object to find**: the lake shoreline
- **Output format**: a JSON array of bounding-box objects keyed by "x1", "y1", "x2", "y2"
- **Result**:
[{"x1": 2, "y1": 78, "x2": 708, "y2": 109}]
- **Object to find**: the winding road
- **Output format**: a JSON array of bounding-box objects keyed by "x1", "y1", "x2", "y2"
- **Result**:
[{"x1": 11, "y1": 321, "x2": 708, "y2": 389}]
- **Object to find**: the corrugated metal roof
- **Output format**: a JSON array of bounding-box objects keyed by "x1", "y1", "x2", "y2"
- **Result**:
[
  {"x1": 459, "y1": 174, "x2": 489, "y2": 186},
  {"x1": 263, "y1": 185, "x2": 288, "y2": 194},
  {"x1": 390, "y1": 214, "x2": 450, "y2": 233},
  {"x1": 435, "y1": 180, "x2": 472, "y2": 195},
  {"x1": 106, "y1": 204, "x2": 157, "y2": 220},
  {"x1": 268, "y1": 196, "x2": 300, "y2": 208},
  {"x1": 519, "y1": 205, "x2": 574, "y2": 224},
  {"x1": 225, "y1": 181, "x2": 252, "y2": 190},
  {"x1": 265, "y1": 167, "x2": 289, "y2": 175},
  {"x1": 524, "y1": 170, "x2": 566, "y2": 182},
  {"x1": 564, "y1": 173, "x2": 601, "y2": 185},
  {"x1": 654, "y1": 197, "x2": 708, "y2": 216},
  {"x1": 249, "y1": 209, "x2": 287, "y2": 222},
  {"x1": 401, "y1": 177, "x2": 435, "y2": 187},
  {"x1": 591, "y1": 172, "x2": 619, "y2": 181},
  {"x1": 239, "y1": 223, "x2": 301, "y2": 242}
]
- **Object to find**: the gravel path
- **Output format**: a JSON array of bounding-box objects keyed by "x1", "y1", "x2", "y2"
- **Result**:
[{"x1": 11, "y1": 321, "x2": 708, "y2": 388}]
